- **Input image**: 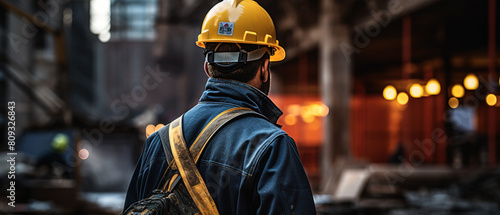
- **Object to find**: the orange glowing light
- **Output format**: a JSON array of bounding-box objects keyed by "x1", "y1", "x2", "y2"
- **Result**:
[
  {"x1": 486, "y1": 94, "x2": 497, "y2": 106},
  {"x1": 463, "y1": 73, "x2": 479, "y2": 90},
  {"x1": 425, "y1": 79, "x2": 441, "y2": 95},
  {"x1": 155, "y1": 124, "x2": 165, "y2": 131},
  {"x1": 409, "y1": 83, "x2": 424, "y2": 98},
  {"x1": 383, "y1": 85, "x2": 397, "y2": 100},
  {"x1": 287, "y1": 104, "x2": 301, "y2": 115},
  {"x1": 302, "y1": 114, "x2": 315, "y2": 123},
  {"x1": 451, "y1": 84, "x2": 465, "y2": 98},
  {"x1": 145, "y1": 124, "x2": 156, "y2": 137},
  {"x1": 284, "y1": 114, "x2": 297, "y2": 125},
  {"x1": 448, "y1": 97, "x2": 459, "y2": 109},
  {"x1": 397, "y1": 92, "x2": 409, "y2": 105}
]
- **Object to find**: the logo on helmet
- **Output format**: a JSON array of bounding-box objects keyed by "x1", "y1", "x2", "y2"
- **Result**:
[{"x1": 218, "y1": 22, "x2": 234, "y2": 36}]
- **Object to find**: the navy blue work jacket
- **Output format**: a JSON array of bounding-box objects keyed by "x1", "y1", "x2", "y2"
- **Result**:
[{"x1": 124, "y1": 78, "x2": 316, "y2": 214}]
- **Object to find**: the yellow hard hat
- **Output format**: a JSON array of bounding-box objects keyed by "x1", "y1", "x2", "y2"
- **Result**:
[{"x1": 196, "y1": 0, "x2": 285, "y2": 62}]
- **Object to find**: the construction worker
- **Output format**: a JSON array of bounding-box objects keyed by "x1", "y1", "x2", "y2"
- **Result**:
[{"x1": 123, "y1": 0, "x2": 316, "y2": 214}]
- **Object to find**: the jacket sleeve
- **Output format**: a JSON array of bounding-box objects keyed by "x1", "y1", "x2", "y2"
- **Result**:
[
  {"x1": 251, "y1": 134, "x2": 317, "y2": 215},
  {"x1": 123, "y1": 152, "x2": 143, "y2": 210},
  {"x1": 123, "y1": 133, "x2": 167, "y2": 212},
  {"x1": 123, "y1": 135, "x2": 152, "y2": 211}
]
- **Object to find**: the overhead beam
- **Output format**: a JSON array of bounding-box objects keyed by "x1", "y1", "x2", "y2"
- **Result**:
[{"x1": 354, "y1": 0, "x2": 441, "y2": 30}]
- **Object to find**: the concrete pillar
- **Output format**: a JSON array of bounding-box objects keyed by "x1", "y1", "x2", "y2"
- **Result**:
[{"x1": 320, "y1": 0, "x2": 352, "y2": 192}]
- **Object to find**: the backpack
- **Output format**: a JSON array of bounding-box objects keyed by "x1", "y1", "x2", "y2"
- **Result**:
[{"x1": 121, "y1": 107, "x2": 261, "y2": 215}]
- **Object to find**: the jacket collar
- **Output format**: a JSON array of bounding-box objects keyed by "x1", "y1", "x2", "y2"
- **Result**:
[{"x1": 199, "y1": 78, "x2": 283, "y2": 124}]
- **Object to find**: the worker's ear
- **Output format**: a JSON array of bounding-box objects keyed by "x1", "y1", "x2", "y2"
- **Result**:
[
  {"x1": 204, "y1": 61, "x2": 211, "y2": 78},
  {"x1": 260, "y1": 59, "x2": 270, "y2": 83}
]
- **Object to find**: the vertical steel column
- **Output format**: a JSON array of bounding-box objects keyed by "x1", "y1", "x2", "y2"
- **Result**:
[
  {"x1": 401, "y1": 16, "x2": 412, "y2": 158},
  {"x1": 488, "y1": 0, "x2": 496, "y2": 166},
  {"x1": 402, "y1": 17, "x2": 411, "y2": 81},
  {"x1": 424, "y1": 66, "x2": 434, "y2": 162},
  {"x1": 320, "y1": 0, "x2": 351, "y2": 191}
]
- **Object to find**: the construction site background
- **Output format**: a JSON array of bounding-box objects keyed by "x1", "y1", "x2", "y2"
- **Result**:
[{"x1": 0, "y1": 0, "x2": 499, "y2": 214}]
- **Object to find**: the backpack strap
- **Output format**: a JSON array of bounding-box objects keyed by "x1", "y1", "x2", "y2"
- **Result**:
[{"x1": 157, "y1": 107, "x2": 263, "y2": 215}]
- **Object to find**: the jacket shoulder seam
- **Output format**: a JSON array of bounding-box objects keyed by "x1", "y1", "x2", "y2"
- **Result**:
[
  {"x1": 200, "y1": 159, "x2": 251, "y2": 176},
  {"x1": 245, "y1": 131, "x2": 287, "y2": 182}
]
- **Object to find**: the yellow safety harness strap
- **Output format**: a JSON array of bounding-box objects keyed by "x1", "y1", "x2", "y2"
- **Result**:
[
  {"x1": 189, "y1": 107, "x2": 256, "y2": 162},
  {"x1": 161, "y1": 107, "x2": 264, "y2": 214},
  {"x1": 169, "y1": 117, "x2": 218, "y2": 215},
  {"x1": 160, "y1": 107, "x2": 261, "y2": 191}
]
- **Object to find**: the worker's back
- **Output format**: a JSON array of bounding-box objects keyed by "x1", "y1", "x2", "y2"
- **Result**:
[{"x1": 124, "y1": 78, "x2": 316, "y2": 214}]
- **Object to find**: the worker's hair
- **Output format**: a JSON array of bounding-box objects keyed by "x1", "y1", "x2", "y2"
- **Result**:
[{"x1": 204, "y1": 43, "x2": 270, "y2": 83}]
